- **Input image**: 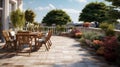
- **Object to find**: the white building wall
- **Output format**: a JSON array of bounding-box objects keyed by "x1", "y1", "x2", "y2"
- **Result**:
[
  {"x1": 2, "y1": 0, "x2": 9, "y2": 30},
  {"x1": 1, "y1": 0, "x2": 23, "y2": 30},
  {"x1": 17, "y1": 0, "x2": 23, "y2": 11},
  {"x1": 0, "y1": 0, "x2": 23, "y2": 42}
]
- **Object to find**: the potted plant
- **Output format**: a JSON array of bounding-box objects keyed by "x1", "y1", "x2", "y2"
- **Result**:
[
  {"x1": 83, "y1": 22, "x2": 90, "y2": 27},
  {"x1": 10, "y1": 9, "x2": 25, "y2": 31}
]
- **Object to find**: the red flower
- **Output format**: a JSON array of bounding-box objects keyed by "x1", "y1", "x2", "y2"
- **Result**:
[{"x1": 93, "y1": 40, "x2": 104, "y2": 46}]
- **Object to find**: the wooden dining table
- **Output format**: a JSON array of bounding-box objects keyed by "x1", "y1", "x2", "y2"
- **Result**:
[
  {"x1": 29, "y1": 32, "x2": 42, "y2": 49},
  {"x1": 16, "y1": 31, "x2": 43, "y2": 50}
]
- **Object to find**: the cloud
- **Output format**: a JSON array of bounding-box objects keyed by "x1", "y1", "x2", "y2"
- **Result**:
[
  {"x1": 35, "y1": 4, "x2": 56, "y2": 11},
  {"x1": 77, "y1": 0, "x2": 87, "y2": 3},
  {"x1": 62, "y1": 8, "x2": 80, "y2": 14},
  {"x1": 49, "y1": 4, "x2": 56, "y2": 9},
  {"x1": 62, "y1": 8, "x2": 81, "y2": 22},
  {"x1": 69, "y1": 0, "x2": 87, "y2": 3}
]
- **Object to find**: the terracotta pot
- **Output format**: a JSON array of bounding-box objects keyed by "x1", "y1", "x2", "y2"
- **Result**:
[{"x1": 83, "y1": 22, "x2": 90, "y2": 27}]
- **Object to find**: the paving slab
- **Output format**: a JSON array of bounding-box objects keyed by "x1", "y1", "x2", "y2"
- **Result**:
[{"x1": 0, "y1": 36, "x2": 117, "y2": 67}]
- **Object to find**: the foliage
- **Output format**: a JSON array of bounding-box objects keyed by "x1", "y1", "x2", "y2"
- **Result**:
[
  {"x1": 79, "y1": 2, "x2": 108, "y2": 23},
  {"x1": 104, "y1": 6, "x2": 120, "y2": 24},
  {"x1": 75, "y1": 32, "x2": 82, "y2": 38},
  {"x1": 106, "y1": 24, "x2": 115, "y2": 36},
  {"x1": 33, "y1": 22, "x2": 39, "y2": 26},
  {"x1": 27, "y1": 23, "x2": 34, "y2": 31},
  {"x1": 100, "y1": 23, "x2": 115, "y2": 36},
  {"x1": 96, "y1": 47, "x2": 105, "y2": 55},
  {"x1": 99, "y1": 23, "x2": 109, "y2": 31},
  {"x1": 92, "y1": 40, "x2": 104, "y2": 50},
  {"x1": 116, "y1": 45, "x2": 120, "y2": 66},
  {"x1": 56, "y1": 25, "x2": 61, "y2": 31},
  {"x1": 117, "y1": 35, "x2": 120, "y2": 42},
  {"x1": 90, "y1": 34, "x2": 105, "y2": 41},
  {"x1": 25, "y1": 9, "x2": 36, "y2": 23},
  {"x1": 79, "y1": 37, "x2": 86, "y2": 44},
  {"x1": 105, "y1": 0, "x2": 120, "y2": 7},
  {"x1": 103, "y1": 36, "x2": 118, "y2": 61},
  {"x1": 10, "y1": 9, "x2": 25, "y2": 28},
  {"x1": 42, "y1": 9, "x2": 71, "y2": 26},
  {"x1": 105, "y1": 0, "x2": 120, "y2": 24},
  {"x1": 56, "y1": 25, "x2": 66, "y2": 32},
  {"x1": 83, "y1": 32, "x2": 97, "y2": 40}
]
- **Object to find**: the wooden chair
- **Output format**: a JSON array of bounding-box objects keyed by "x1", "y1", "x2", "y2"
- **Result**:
[
  {"x1": 2, "y1": 30, "x2": 15, "y2": 49},
  {"x1": 37, "y1": 30, "x2": 52, "y2": 51},
  {"x1": 9, "y1": 30, "x2": 16, "y2": 40},
  {"x1": 16, "y1": 32, "x2": 32, "y2": 55}
]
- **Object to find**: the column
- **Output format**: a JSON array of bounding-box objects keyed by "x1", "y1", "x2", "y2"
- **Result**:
[{"x1": 2, "y1": 0, "x2": 9, "y2": 30}]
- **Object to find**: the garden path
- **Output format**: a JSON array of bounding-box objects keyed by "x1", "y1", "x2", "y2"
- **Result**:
[{"x1": 0, "y1": 36, "x2": 116, "y2": 67}]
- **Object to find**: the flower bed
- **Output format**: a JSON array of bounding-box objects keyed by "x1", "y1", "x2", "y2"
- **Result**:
[{"x1": 79, "y1": 31, "x2": 120, "y2": 66}]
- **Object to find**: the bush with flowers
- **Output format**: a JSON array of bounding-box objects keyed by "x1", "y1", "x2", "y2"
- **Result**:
[
  {"x1": 79, "y1": 22, "x2": 120, "y2": 65},
  {"x1": 75, "y1": 32, "x2": 82, "y2": 38},
  {"x1": 70, "y1": 27, "x2": 82, "y2": 38},
  {"x1": 100, "y1": 23, "x2": 119, "y2": 61},
  {"x1": 103, "y1": 36, "x2": 118, "y2": 61},
  {"x1": 92, "y1": 40, "x2": 104, "y2": 50}
]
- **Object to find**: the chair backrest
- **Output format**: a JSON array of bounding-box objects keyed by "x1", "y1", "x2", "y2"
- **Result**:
[
  {"x1": 45, "y1": 30, "x2": 52, "y2": 43},
  {"x1": 16, "y1": 32, "x2": 31, "y2": 45},
  {"x1": 9, "y1": 30, "x2": 16, "y2": 40},
  {"x1": 2, "y1": 30, "x2": 11, "y2": 42}
]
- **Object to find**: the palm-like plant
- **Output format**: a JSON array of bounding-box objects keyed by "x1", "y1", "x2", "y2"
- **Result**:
[{"x1": 10, "y1": 9, "x2": 25, "y2": 29}]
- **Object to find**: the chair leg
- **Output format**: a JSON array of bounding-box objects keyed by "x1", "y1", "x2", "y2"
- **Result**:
[
  {"x1": 38, "y1": 43, "x2": 42, "y2": 48},
  {"x1": 49, "y1": 40, "x2": 52, "y2": 46},
  {"x1": 47, "y1": 41, "x2": 51, "y2": 49},
  {"x1": 44, "y1": 43, "x2": 49, "y2": 51},
  {"x1": 29, "y1": 44, "x2": 32, "y2": 55}
]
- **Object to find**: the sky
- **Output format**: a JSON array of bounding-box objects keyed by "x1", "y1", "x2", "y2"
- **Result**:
[{"x1": 23, "y1": 0, "x2": 108, "y2": 23}]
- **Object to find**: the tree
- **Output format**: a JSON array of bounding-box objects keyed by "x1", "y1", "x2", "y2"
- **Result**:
[
  {"x1": 105, "y1": 6, "x2": 120, "y2": 24},
  {"x1": 104, "y1": 0, "x2": 120, "y2": 24},
  {"x1": 10, "y1": 9, "x2": 25, "y2": 28},
  {"x1": 42, "y1": 9, "x2": 71, "y2": 26},
  {"x1": 79, "y1": 2, "x2": 108, "y2": 23},
  {"x1": 105, "y1": 0, "x2": 120, "y2": 7},
  {"x1": 25, "y1": 9, "x2": 36, "y2": 23}
]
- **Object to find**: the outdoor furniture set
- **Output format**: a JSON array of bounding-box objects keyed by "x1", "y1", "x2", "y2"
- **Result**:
[{"x1": 2, "y1": 30, "x2": 52, "y2": 55}]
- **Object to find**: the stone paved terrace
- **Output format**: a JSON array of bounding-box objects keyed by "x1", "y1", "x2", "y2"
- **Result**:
[{"x1": 0, "y1": 36, "x2": 116, "y2": 67}]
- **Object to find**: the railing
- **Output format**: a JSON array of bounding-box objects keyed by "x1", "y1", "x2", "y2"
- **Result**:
[
  {"x1": 25, "y1": 26, "x2": 120, "y2": 36},
  {"x1": 40, "y1": 26, "x2": 70, "y2": 35}
]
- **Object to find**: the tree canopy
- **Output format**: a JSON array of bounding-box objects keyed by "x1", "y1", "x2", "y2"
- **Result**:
[
  {"x1": 79, "y1": 2, "x2": 108, "y2": 23},
  {"x1": 42, "y1": 9, "x2": 71, "y2": 26},
  {"x1": 105, "y1": 0, "x2": 120, "y2": 24},
  {"x1": 10, "y1": 9, "x2": 25, "y2": 28},
  {"x1": 25, "y1": 9, "x2": 36, "y2": 23},
  {"x1": 105, "y1": 0, "x2": 120, "y2": 7}
]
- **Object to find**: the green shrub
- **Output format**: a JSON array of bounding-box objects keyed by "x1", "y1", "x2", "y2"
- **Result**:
[
  {"x1": 83, "y1": 32, "x2": 92, "y2": 40},
  {"x1": 106, "y1": 24, "x2": 115, "y2": 36},
  {"x1": 117, "y1": 35, "x2": 120, "y2": 42},
  {"x1": 100, "y1": 23, "x2": 115, "y2": 36},
  {"x1": 90, "y1": 34, "x2": 104, "y2": 41},
  {"x1": 79, "y1": 37, "x2": 86, "y2": 44},
  {"x1": 100, "y1": 23, "x2": 109, "y2": 31}
]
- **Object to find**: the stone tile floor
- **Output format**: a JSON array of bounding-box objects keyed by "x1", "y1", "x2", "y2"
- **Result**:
[{"x1": 0, "y1": 36, "x2": 117, "y2": 67}]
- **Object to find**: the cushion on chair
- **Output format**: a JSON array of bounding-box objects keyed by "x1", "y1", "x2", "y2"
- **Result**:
[
  {"x1": 10, "y1": 31, "x2": 16, "y2": 36},
  {"x1": 9, "y1": 31, "x2": 16, "y2": 40},
  {"x1": 38, "y1": 38, "x2": 45, "y2": 42},
  {"x1": 45, "y1": 33, "x2": 48, "y2": 37}
]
